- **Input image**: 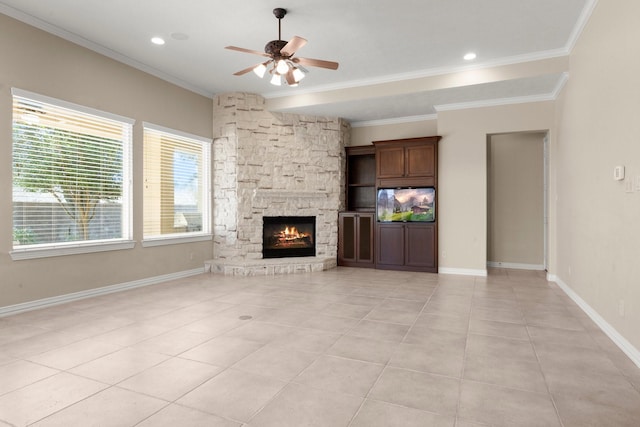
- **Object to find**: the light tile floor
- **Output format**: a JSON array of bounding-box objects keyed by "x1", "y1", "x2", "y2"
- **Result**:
[{"x1": 1, "y1": 267, "x2": 640, "y2": 426}]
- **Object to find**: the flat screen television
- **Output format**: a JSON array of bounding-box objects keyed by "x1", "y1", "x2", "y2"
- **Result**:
[{"x1": 376, "y1": 187, "x2": 436, "y2": 222}]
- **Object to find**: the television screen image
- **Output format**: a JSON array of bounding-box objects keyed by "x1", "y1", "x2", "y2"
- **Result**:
[{"x1": 377, "y1": 187, "x2": 435, "y2": 222}]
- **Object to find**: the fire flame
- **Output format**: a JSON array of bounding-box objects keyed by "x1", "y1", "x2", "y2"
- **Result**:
[{"x1": 279, "y1": 226, "x2": 309, "y2": 241}]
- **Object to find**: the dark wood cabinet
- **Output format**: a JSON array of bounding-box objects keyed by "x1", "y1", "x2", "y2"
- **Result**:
[
  {"x1": 340, "y1": 136, "x2": 440, "y2": 273},
  {"x1": 376, "y1": 223, "x2": 437, "y2": 272},
  {"x1": 338, "y1": 212, "x2": 375, "y2": 267},
  {"x1": 374, "y1": 137, "x2": 438, "y2": 188}
]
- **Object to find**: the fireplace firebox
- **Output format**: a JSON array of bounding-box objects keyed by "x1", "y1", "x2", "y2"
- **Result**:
[{"x1": 262, "y1": 216, "x2": 316, "y2": 259}]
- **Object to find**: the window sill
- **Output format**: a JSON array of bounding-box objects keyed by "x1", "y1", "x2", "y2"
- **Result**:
[
  {"x1": 10, "y1": 240, "x2": 136, "y2": 260},
  {"x1": 142, "y1": 234, "x2": 212, "y2": 247}
]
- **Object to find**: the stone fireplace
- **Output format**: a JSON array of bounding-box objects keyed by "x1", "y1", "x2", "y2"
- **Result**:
[{"x1": 208, "y1": 93, "x2": 349, "y2": 275}]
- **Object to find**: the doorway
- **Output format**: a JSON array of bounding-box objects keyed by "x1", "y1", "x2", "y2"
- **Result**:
[{"x1": 487, "y1": 131, "x2": 547, "y2": 270}]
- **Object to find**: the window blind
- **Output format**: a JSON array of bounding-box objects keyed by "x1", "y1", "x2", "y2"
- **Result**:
[
  {"x1": 11, "y1": 89, "x2": 133, "y2": 249},
  {"x1": 143, "y1": 123, "x2": 211, "y2": 240}
]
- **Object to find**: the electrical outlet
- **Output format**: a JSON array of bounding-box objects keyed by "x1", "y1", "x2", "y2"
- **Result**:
[{"x1": 636, "y1": 175, "x2": 640, "y2": 192}]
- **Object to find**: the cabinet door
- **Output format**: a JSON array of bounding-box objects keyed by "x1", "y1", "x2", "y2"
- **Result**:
[
  {"x1": 339, "y1": 213, "x2": 375, "y2": 267},
  {"x1": 338, "y1": 214, "x2": 356, "y2": 263},
  {"x1": 376, "y1": 223, "x2": 405, "y2": 266},
  {"x1": 405, "y1": 223, "x2": 436, "y2": 268},
  {"x1": 357, "y1": 214, "x2": 374, "y2": 263},
  {"x1": 406, "y1": 144, "x2": 435, "y2": 177},
  {"x1": 376, "y1": 146, "x2": 405, "y2": 178}
]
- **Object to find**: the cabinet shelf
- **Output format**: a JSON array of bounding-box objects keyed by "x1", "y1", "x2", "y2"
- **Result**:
[{"x1": 345, "y1": 146, "x2": 376, "y2": 212}]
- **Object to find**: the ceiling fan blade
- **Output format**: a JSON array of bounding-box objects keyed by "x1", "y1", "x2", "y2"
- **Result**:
[
  {"x1": 233, "y1": 60, "x2": 272, "y2": 76},
  {"x1": 285, "y1": 69, "x2": 297, "y2": 85},
  {"x1": 280, "y1": 36, "x2": 307, "y2": 56},
  {"x1": 233, "y1": 64, "x2": 260, "y2": 76},
  {"x1": 225, "y1": 46, "x2": 270, "y2": 58},
  {"x1": 292, "y1": 57, "x2": 339, "y2": 70}
]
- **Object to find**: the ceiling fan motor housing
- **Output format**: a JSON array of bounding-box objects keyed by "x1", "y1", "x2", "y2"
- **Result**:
[{"x1": 265, "y1": 40, "x2": 288, "y2": 57}]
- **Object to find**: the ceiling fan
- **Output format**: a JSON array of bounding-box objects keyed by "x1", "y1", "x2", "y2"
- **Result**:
[{"x1": 225, "y1": 8, "x2": 339, "y2": 86}]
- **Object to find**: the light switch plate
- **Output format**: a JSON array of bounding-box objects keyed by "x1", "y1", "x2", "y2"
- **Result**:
[
  {"x1": 614, "y1": 165, "x2": 625, "y2": 181},
  {"x1": 625, "y1": 179, "x2": 634, "y2": 193},
  {"x1": 636, "y1": 175, "x2": 640, "y2": 191}
]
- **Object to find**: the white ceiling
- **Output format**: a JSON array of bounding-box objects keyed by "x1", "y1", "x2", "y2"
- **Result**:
[{"x1": 0, "y1": 0, "x2": 594, "y2": 124}]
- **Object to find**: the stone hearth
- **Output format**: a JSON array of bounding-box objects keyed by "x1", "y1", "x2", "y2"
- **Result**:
[{"x1": 209, "y1": 93, "x2": 349, "y2": 275}]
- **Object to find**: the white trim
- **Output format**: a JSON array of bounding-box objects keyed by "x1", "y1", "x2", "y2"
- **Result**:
[
  {"x1": 543, "y1": 133, "x2": 549, "y2": 271},
  {"x1": 486, "y1": 261, "x2": 545, "y2": 271},
  {"x1": 0, "y1": 5, "x2": 211, "y2": 98},
  {"x1": 142, "y1": 234, "x2": 212, "y2": 247},
  {"x1": 142, "y1": 122, "x2": 212, "y2": 144},
  {"x1": 565, "y1": 0, "x2": 599, "y2": 53},
  {"x1": 434, "y1": 93, "x2": 555, "y2": 112},
  {"x1": 12, "y1": 88, "x2": 135, "y2": 125},
  {"x1": 552, "y1": 275, "x2": 640, "y2": 369},
  {"x1": 0, "y1": 268, "x2": 205, "y2": 318},
  {"x1": 551, "y1": 72, "x2": 570, "y2": 99},
  {"x1": 10, "y1": 240, "x2": 136, "y2": 260},
  {"x1": 350, "y1": 114, "x2": 438, "y2": 128},
  {"x1": 263, "y1": 49, "x2": 569, "y2": 99},
  {"x1": 439, "y1": 267, "x2": 488, "y2": 277}
]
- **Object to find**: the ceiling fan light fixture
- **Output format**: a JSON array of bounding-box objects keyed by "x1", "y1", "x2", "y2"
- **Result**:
[
  {"x1": 276, "y1": 59, "x2": 289, "y2": 75},
  {"x1": 253, "y1": 62, "x2": 267, "y2": 78},
  {"x1": 292, "y1": 67, "x2": 306, "y2": 82},
  {"x1": 270, "y1": 73, "x2": 282, "y2": 86}
]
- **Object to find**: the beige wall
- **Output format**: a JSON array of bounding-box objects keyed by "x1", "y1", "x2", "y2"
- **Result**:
[
  {"x1": 349, "y1": 107, "x2": 554, "y2": 275},
  {"x1": 350, "y1": 119, "x2": 438, "y2": 146},
  {"x1": 555, "y1": 0, "x2": 640, "y2": 351},
  {"x1": 437, "y1": 102, "x2": 555, "y2": 273},
  {"x1": 487, "y1": 132, "x2": 545, "y2": 267},
  {"x1": 0, "y1": 14, "x2": 213, "y2": 307}
]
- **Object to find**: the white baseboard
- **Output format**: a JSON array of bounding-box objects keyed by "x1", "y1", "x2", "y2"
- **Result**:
[
  {"x1": 439, "y1": 267, "x2": 488, "y2": 277},
  {"x1": 487, "y1": 261, "x2": 545, "y2": 271},
  {"x1": 0, "y1": 267, "x2": 205, "y2": 318},
  {"x1": 551, "y1": 275, "x2": 640, "y2": 369}
]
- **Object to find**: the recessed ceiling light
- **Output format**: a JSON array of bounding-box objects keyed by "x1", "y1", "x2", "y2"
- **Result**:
[
  {"x1": 464, "y1": 52, "x2": 477, "y2": 61},
  {"x1": 151, "y1": 37, "x2": 165, "y2": 45}
]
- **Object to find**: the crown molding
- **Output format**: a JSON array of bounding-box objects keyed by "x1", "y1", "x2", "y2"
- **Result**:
[
  {"x1": 350, "y1": 114, "x2": 437, "y2": 128},
  {"x1": 565, "y1": 0, "x2": 599, "y2": 53},
  {"x1": 434, "y1": 93, "x2": 556, "y2": 113},
  {"x1": 0, "y1": 4, "x2": 212, "y2": 98},
  {"x1": 434, "y1": 70, "x2": 570, "y2": 113},
  {"x1": 551, "y1": 72, "x2": 570, "y2": 98},
  {"x1": 262, "y1": 48, "x2": 569, "y2": 100}
]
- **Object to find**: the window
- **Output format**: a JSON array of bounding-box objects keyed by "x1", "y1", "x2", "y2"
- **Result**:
[
  {"x1": 11, "y1": 89, "x2": 134, "y2": 259},
  {"x1": 143, "y1": 123, "x2": 211, "y2": 245}
]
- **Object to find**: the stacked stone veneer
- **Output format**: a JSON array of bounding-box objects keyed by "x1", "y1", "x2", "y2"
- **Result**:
[{"x1": 210, "y1": 92, "x2": 349, "y2": 275}]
